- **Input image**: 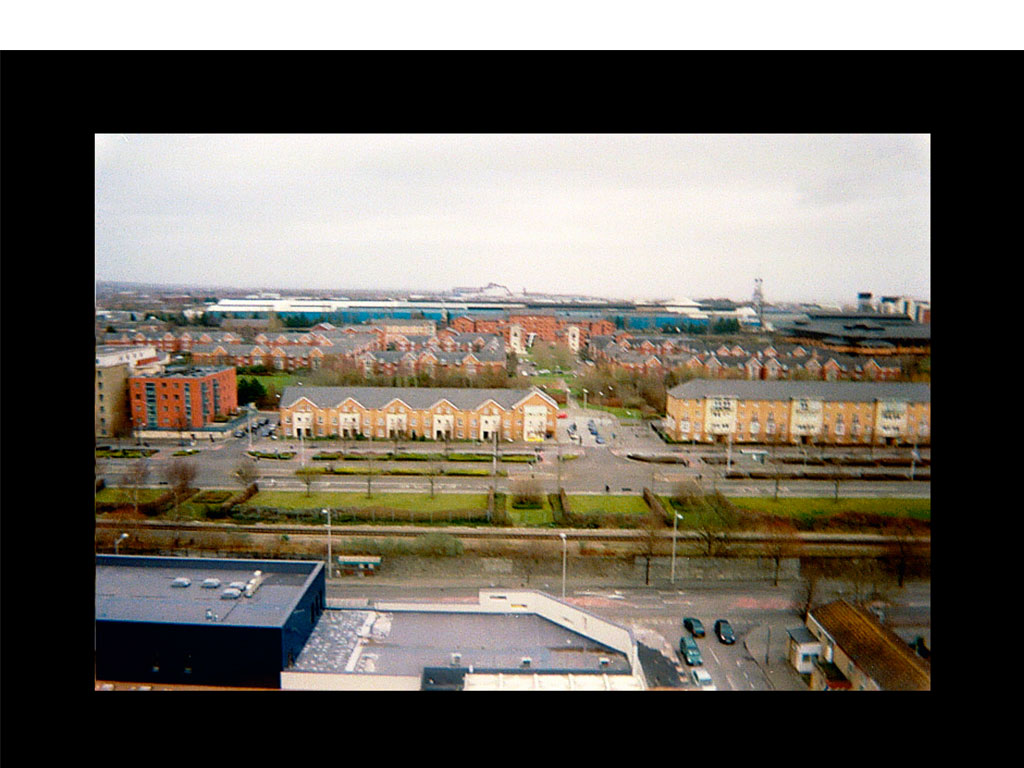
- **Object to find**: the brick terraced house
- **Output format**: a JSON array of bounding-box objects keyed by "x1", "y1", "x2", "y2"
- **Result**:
[
  {"x1": 278, "y1": 386, "x2": 559, "y2": 442},
  {"x1": 664, "y1": 380, "x2": 930, "y2": 446}
]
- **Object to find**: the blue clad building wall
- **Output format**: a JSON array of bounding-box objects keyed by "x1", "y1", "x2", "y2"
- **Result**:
[{"x1": 95, "y1": 556, "x2": 326, "y2": 688}]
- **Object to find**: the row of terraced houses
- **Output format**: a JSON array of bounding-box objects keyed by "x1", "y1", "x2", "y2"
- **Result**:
[
  {"x1": 589, "y1": 336, "x2": 902, "y2": 381},
  {"x1": 663, "y1": 380, "x2": 930, "y2": 446},
  {"x1": 101, "y1": 324, "x2": 509, "y2": 375},
  {"x1": 278, "y1": 386, "x2": 559, "y2": 442}
]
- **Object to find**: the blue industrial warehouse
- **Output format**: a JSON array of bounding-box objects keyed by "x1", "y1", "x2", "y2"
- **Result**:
[{"x1": 95, "y1": 556, "x2": 326, "y2": 688}]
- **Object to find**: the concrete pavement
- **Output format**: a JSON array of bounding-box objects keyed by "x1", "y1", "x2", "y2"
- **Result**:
[{"x1": 743, "y1": 623, "x2": 809, "y2": 691}]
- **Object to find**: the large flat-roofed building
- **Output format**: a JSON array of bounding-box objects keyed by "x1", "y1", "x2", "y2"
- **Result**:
[
  {"x1": 128, "y1": 366, "x2": 238, "y2": 431},
  {"x1": 279, "y1": 386, "x2": 559, "y2": 442},
  {"x1": 776, "y1": 311, "x2": 930, "y2": 355},
  {"x1": 284, "y1": 590, "x2": 644, "y2": 691},
  {"x1": 95, "y1": 556, "x2": 326, "y2": 688},
  {"x1": 664, "y1": 380, "x2": 930, "y2": 446}
]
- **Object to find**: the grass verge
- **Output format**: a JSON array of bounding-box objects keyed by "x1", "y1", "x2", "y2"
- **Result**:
[
  {"x1": 726, "y1": 496, "x2": 931, "y2": 524},
  {"x1": 567, "y1": 494, "x2": 651, "y2": 515},
  {"x1": 240, "y1": 491, "x2": 488, "y2": 512}
]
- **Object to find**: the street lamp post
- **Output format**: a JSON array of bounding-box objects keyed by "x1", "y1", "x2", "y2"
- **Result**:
[
  {"x1": 559, "y1": 533, "x2": 567, "y2": 598},
  {"x1": 114, "y1": 532, "x2": 129, "y2": 555},
  {"x1": 582, "y1": 388, "x2": 588, "y2": 411},
  {"x1": 670, "y1": 513, "x2": 682, "y2": 583},
  {"x1": 322, "y1": 508, "x2": 332, "y2": 580}
]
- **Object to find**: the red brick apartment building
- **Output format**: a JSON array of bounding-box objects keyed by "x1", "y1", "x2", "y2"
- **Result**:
[{"x1": 129, "y1": 367, "x2": 238, "y2": 430}]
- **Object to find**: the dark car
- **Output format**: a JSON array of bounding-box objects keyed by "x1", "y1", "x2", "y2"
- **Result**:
[
  {"x1": 679, "y1": 635, "x2": 703, "y2": 666},
  {"x1": 683, "y1": 617, "x2": 705, "y2": 638},
  {"x1": 714, "y1": 619, "x2": 736, "y2": 645}
]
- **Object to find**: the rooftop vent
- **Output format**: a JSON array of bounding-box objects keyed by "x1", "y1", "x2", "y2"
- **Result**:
[
  {"x1": 221, "y1": 588, "x2": 242, "y2": 600},
  {"x1": 521, "y1": 657, "x2": 531, "y2": 668},
  {"x1": 244, "y1": 570, "x2": 266, "y2": 598},
  {"x1": 201, "y1": 578, "x2": 221, "y2": 589},
  {"x1": 599, "y1": 657, "x2": 611, "y2": 667},
  {"x1": 171, "y1": 577, "x2": 191, "y2": 588},
  {"x1": 451, "y1": 653, "x2": 462, "y2": 666},
  {"x1": 228, "y1": 581, "x2": 247, "y2": 591}
]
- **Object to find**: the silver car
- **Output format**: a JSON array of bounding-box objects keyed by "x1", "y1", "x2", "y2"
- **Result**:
[{"x1": 690, "y1": 668, "x2": 716, "y2": 691}]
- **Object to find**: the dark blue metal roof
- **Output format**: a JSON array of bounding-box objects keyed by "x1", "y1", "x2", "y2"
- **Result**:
[{"x1": 95, "y1": 556, "x2": 323, "y2": 628}]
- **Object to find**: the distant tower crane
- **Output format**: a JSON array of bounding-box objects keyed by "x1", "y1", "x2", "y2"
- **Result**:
[{"x1": 753, "y1": 277, "x2": 765, "y2": 330}]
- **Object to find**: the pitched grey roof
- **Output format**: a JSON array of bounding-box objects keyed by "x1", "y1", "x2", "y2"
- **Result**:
[
  {"x1": 281, "y1": 386, "x2": 555, "y2": 411},
  {"x1": 667, "y1": 380, "x2": 930, "y2": 403},
  {"x1": 778, "y1": 314, "x2": 930, "y2": 344},
  {"x1": 190, "y1": 343, "x2": 266, "y2": 355}
]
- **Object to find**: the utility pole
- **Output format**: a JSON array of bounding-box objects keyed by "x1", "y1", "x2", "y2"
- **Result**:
[
  {"x1": 492, "y1": 428, "x2": 498, "y2": 493},
  {"x1": 557, "y1": 439, "x2": 562, "y2": 493}
]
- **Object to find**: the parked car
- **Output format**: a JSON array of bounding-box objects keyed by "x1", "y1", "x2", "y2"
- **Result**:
[
  {"x1": 679, "y1": 635, "x2": 703, "y2": 666},
  {"x1": 595, "y1": 435, "x2": 605, "y2": 444},
  {"x1": 683, "y1": 617, "x2": 705, "y2": 638},
  {"x1": 714, "y1": 619, "x2": 736, "y2": 645},
  {"x1": 690, "y1": 668, "x2": 716, "y2": 691},
  {"x1": 557, "y1": 412, "x2": 568, "y2": 419},
  {"x1": 234, "y1": 430, "x2": 245, "y2": 438}
]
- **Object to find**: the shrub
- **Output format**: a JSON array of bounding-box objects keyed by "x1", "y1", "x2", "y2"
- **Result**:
[{"x1": 413, "y1": 533, "x2": 464, "y2": 557}]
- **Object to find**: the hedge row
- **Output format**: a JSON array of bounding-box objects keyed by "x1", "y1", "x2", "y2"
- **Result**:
[
  {"x1": 302, "y1": 466, "x2": 497, "y2": 477},
  {"x1": 95, "y1": 487, "x2": 192, "y2": 516},
  {"x1": 312, "y1": 451, "x2": 533, "y2": 463},
  {"x1": 248, "y1": 451, "x2": 295, "y2": 460},
  {"x1": 229, "y1": 505, "x2": 490, "y2": 525},
  {"x1": 725, "y1": 470, "x2": 929, "y2": 481}
]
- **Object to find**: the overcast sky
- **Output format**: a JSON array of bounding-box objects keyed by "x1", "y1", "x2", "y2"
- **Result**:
[{"x1": 95, "y1": 133, "x2": 929, "y2": 305}]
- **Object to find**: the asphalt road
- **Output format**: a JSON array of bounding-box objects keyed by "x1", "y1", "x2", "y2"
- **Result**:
[{"x1": 97, "y1": 405, "x2": 930, "y2": 499}]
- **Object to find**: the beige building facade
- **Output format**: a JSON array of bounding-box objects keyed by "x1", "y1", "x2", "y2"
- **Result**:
[
  {"x1": 95, "y1": 345, "x2": 167, "y2": 437},
  {"x1": 279, "y1": 386, "x2": 559, "y2": 442},
  {"x1": 665, "y1": 380, "x2": 930, "y2": 446}
]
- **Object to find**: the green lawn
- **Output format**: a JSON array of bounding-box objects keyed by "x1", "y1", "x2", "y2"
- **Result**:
[
  {"x1": 528, "y1": 373, "x2": 569, "y2": 386},
  {"x1": 241, "y1": 491, "x2": 489, "y2": 512},
  {"x1": 510, "y1": 495, "x2": 555, "y2": 525},
  {"x1": 717, "y1": 496, "x2": 930, "y2": 524},
  {"x1": 567, "y1": 494, "x2": 651, "y2": 515},
  {"x1": 246, "y1": 373, "x2": 299, "y2": 391},
  {"x1": 96, "y1": 487, "x2": 165, "y2": 504},
  {"x1": 567, "y1": 395, "x2": 643, "y2": 420}
]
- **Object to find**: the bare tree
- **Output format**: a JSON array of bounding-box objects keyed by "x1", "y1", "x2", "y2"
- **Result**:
[
  {"x1": 233, "y1": 458, "x2": 259, "y2": 490},
  {"x1": 122, "y1": 458, "x2": 151, "y2": 516},
  {"x1": 637, "y1": 513, "x2": 662, "y2": 585},
  {"x1": 842, "y1": 558, "x2": 888, "y2": 603},
  {"x1": 691, "y1": 500, "x2": 730, "y2": 557},
  {"x1": 516, "y1": 540, "x2": 549, "y2": 586},
  {"x1": 759, "y1": 516, "x2": 801, "y2": 587},
  {"x1": 296, "y1": 466, "x2": 318, "y2": 497},
  {"x1": 163, "y1": 458, "x2": 197, "y2": 515},
  {"x1": 427, "y1": 461, "x2": 440, "y2": 498},
  {"x1": 798, "y1": 570, "x2": 821, "y2": 620},
  {"x1": 883, "y1": 519, "x2": 927, "y2": 588}
]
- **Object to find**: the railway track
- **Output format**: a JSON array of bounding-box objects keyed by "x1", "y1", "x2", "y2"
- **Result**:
[{"x1": 94, "y1": 518, "x2": 928, "y2": 548}]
